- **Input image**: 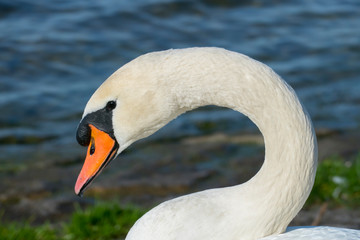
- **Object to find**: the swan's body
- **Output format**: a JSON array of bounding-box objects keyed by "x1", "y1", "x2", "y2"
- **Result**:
[
  {"x1": 75, "y1": 48, "x2": 360, "y2": 240},
  {"x1": 261, "y1": 226, "x2": 360, "y2": 240}
]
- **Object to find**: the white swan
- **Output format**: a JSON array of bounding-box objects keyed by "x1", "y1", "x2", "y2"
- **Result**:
[{"x1": 74, "y1": 48, "x2": 360, "y2": 240}]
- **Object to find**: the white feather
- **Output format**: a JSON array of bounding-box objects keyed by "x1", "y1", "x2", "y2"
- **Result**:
[{"x1": 83, "y1": 48, "x2": 360, "y2": 240}]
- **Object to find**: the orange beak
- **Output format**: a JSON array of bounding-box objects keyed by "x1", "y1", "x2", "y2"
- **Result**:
[{"x1": 75, "y1": 124, "x2": 118, "y2": 196}]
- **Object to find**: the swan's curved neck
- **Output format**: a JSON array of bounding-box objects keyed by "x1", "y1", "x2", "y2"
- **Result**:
[
  {"x1": 149, "y1": 48, "x2": 318, "y2": 234},
  {"x1": 110, "y1": 48, "x2": 318, "y2": 238}
]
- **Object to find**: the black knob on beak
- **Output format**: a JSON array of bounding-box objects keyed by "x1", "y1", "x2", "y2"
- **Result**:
[{"x1": 76, "y1": 120, "x2": 91, "y2": 146}]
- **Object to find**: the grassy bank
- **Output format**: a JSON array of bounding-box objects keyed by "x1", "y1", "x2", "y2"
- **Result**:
[
  {"x1": 1, "y1": 154, "x2": 359, "y2": 239},
  {"x1": 306, "y1": 154, "x2": 360, "y2": 207},
  {"x1": 0, "y1": 203, "x2": 145, "y2": 240}
]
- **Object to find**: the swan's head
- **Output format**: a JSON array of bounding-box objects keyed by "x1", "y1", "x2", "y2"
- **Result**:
[{"x1": 74, "y1": 53, "x2": 178, "y2": 196}]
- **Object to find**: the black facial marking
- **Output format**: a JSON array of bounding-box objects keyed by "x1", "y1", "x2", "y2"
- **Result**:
[{"x1": 76, "y1": 101, "x2": 116, "y2": 146}]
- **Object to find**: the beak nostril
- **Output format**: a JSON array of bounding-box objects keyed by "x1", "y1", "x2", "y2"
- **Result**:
[{"x1": 89, "y1": 140, "x2": 95, "y2": 155}]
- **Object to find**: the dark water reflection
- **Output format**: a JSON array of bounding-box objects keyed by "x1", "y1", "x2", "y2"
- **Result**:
[{"x1": 0, "y1": 0, "x2": 359, "y2": 164}]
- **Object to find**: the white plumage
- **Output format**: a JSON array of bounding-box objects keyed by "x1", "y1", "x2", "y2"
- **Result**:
[
  {"x1": 80, "y1": 48, "x2": 360, "y2": 240},
  {"x1": 261, "y1": 226, "x2": 360, "y2": 240}
]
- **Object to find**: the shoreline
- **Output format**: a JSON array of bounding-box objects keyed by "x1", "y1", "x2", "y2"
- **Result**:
[{"x1": 0, "y1": 128, "x2": 359, "y2": 228}]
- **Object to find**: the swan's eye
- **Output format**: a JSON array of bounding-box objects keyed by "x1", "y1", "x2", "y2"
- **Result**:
[{"x1": 106, "y1": 101, "x2": 116, "y2": 111}]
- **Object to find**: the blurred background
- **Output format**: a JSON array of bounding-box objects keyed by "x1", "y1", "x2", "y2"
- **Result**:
[{"x1": 0, "y1": 0, "x2": 359, "y2": 236}]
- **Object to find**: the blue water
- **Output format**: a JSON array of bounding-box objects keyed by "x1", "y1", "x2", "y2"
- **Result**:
[{"x1": 0, "y1": 0, "x2": 359, "y2": 163}]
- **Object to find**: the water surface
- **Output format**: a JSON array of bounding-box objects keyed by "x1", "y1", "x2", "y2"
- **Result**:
[{"x1": 0, "y1": 0, "x2": 359, "y2": 164}]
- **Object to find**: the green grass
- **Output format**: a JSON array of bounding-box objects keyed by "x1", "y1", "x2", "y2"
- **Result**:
[
  {"x1": 307, "y1": 154, "x2": 360, "y2": 206},
  {"x1": 0, "y1": 221, "x2": 56, "y2": 240},
  {"x1": 0, "y1": 203, "x2": 144, "y2": 240},
  {"x1": 63, "y1": 203, "x2": 144, "y2": 240},
  {"x1": 1, "y1": 155, "x2": 359, "y2": 239}
]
